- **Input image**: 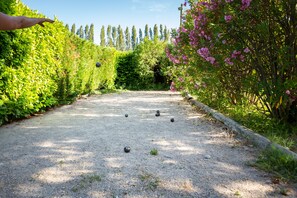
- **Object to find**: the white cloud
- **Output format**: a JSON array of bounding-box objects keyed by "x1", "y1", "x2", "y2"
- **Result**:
[{"x1": 149, "y1": 3, "x2": 167, "y2": 12}]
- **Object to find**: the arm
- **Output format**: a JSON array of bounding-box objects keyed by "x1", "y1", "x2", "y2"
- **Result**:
[{"x1": 0, "y1": 12, "x2": 54, "y2": 30}]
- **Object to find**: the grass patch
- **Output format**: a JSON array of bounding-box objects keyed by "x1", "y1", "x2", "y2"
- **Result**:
[
  {"x1": 254, "y1": 147, "x2": 297, "y2": 182},
  {"x1": 193, "y1": 93, "x2": 297, "y2": 152},
  {"x1": 222, "y1": 104, "x2": 296, "y2": 151},
  {"x1": 139, "y1": 172, "x2": 160, "y2": 191},
  {"x1": 72, "y1": 174, "x2": 102, "y2": 192},
  {"x1": 150, "y1": 148, "x2": 158, "y2": 156}
]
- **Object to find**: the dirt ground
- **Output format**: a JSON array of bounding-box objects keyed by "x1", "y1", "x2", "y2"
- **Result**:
[{"x1": 0, "y1": 91, "x2": 296, "y2": 198}]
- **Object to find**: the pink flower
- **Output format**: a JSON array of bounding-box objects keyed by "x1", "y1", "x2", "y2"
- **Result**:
[
  {"x1": 241, "y1": 0, "x2": 252, "y2": 10},
  {"x1": 244, "y1": 47, "x2": 250, "y2": 53},
  {"x1": 197, "y1": 47, "x2": 209, "y2": 59},
  {"x1": 170, "y1": 82, "x2": 176, "y2": 92},
  {"x1": 206, "y1": 57, "x2": 216, "y2": 65},
  {"x1": 222, "y1": 40, "x2": 227, "y2": 44},
  {"x1": 224, "y1": 15, "x2": 232, "y2": 22},
  {"x1": 182, "y1": 55, "x2": 188, "y2": 60},
  {"x1": 231, "y1": 50, "x2": 241, "y2": 58},
  {"x1": 240, "y1": 55, "x2": 245, "y2": 62},
  {"x1": 286, "y1": 90, "x2": 291, "y2": 95},
  {"x1": 224, "y1": 57, "x2": 234, "y2": 65}
]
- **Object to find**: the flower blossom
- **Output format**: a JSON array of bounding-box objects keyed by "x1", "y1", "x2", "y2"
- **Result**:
[
  {"x1": 206, "y1": 57, "x2": 216, "y2": 65},
  {"x1": 231, "y1": 50, "x2": 241, "y2": 58},
  {"x1": 224, "y1": 15, "x2": 232, "y2": 22},
  {"x1": 170, "y1": 82, "x2": 176, "y2": 92},
  {"x1": 286, "y1": 90, "x2": 291, "y2": 95},
  {"x1": 244, "y1": 47, "x2": 250, "y2": 53},
  {"x1": 241, "y1": 0, "x2": 252, "y2": 10},
  {"x1": 197, "y1": 47, "x2": 209, "y2": 59},
  {"x1": 239, "y1": 55, "x2": 245, "y2": 62},
  {"x1": 224, "y1": 57, "x2": 234, "y2": 65}
]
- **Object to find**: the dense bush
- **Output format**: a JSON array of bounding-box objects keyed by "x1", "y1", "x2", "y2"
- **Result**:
[
  {"x1": 0, "y1": 1, "x2": 118, "y2": 125},
  {"x1": 167, "y1": 0, "x2": 297, "y2": 123},
  {"x1": 116, "y1": 38, "x2": 171, "y2": 90}
]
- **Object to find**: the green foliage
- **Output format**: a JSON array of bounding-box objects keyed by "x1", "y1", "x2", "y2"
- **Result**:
[
  {"x1": 115, "y1": 38, "x2": 171, "y2": 90},
  {"x1": 150, "y1": 148, "x2": 158, "y2": 155},
  {"x1": 0, "y1": 1, "x2": 118, "y2": 125},
  {"x1": 131, "y1": 26, "x2": 137, "y2": 50},
  {"x1": 207, "y1": 97, "x2": 297, "y2": 150},
  {"x1": 168, "y1": 0, "x2": 297, "y2": 123},
  {"x1": 254, "y1": 147, "x2": 297, "y2": 182},
  {"x1": 125, "y1": 27, "x2": 131, "y2": 50}
]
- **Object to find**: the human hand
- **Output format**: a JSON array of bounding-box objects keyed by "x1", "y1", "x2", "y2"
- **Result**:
[{"x1": 38, "y1": 18, "x2": 54, "y2": 27}]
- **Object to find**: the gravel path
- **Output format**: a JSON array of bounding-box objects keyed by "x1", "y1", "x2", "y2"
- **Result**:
[{"x1": 0, "y1": 91, "x2": 296, "y2": 198}]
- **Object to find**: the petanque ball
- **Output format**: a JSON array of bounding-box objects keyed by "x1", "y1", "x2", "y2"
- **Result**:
[
  {"x1": 125, "y1": 114, "x2": 128, "y2": 117},
  {"x1": 96, "y1": 62, "x2": 101, "y2": 67},
  {"x1": 124, "y1": 146, "x2": 131, "y2": 153},
  {"x1": 156, "y1": 110, "x2": 160, "y2": 114},
  {"x1": 170, "y1": 118, "x2": 175, "y2": 122}
]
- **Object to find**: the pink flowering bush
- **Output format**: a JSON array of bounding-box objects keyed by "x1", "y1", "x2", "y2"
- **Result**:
[{"x1": 167, "y1": 0, "x2": 297, "y2": 123}]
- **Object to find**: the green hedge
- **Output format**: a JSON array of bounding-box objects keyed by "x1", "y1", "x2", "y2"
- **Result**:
[
  {"x1": 115, "y1": 38, "x2": 171, "y2": 90},
  {"x1": 0, "y1": 1, "x2": 118, "y2": 125}
]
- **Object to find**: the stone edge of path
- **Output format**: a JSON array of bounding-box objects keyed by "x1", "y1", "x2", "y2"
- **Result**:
[{"x1": 184, "y1": 92, "x2": 297, "y2": 160}]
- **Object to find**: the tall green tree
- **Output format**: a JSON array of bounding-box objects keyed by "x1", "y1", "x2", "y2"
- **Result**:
[
  {"x1": 144, "y1": 24, "x2": 149, "y2": 38},
  {"x1": 65, "y1": 24, "x2": 69, "y2": 31},
  {"x1": 89, "y1": 24, "x2": 94, "y2": 42},
  {"x1": 131, "y1": 25, "x2": 137, "y2": 50},
  {"x1": 125, "y1": 27, "x2": 131, "y2": 51},
  {"x1": 84, "y1": 25, "x2": 89, "y2": 40},
  {"x1": 139, "y1": 28, "x2": 143, "y2": 42},
  {"x1": 71, "y1": 23, "x2": 76, "y2": 34},
  {"x1": 159, "y1": 24, "x2": 163, "y2": 40},
  {"x1": 112, "y1": 26, "x2": 117, "y2": 47},
  {"x1": 149, "y1": 27, "x2": 153, "y2": 40},
  {"x1": 107, "y1": 25, "x2": 113, "y2": 47},
  {"x1": 76, "y1": 25, "x2": 84, "y2": 38},
  {"x1": 164, "y1": 26, "x2": 170, "y2": 42},
  {"x1": 100, "y1": 25, "x2": 106, "y2": 47},
  {"x1": 153, "y1": 24, "x2": 158, "y2": 40},
  {"x1": 117, "y1": 25, "x2": 125, "y2": 51}
]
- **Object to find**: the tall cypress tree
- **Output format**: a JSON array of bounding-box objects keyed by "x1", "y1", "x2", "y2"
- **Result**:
[
  {"x1": 164, "y1": 26, "x2": 170, "y2": 42},
  {"x1": 77, "y1": 25, "x2": 84, "y2": 38},
  {"x1": 65, "y1": 24, "x2": 69, "y2": 31},
  {"x1": 71, "y1": 23, "x2": 76, "y2": 34},
  {"x1": 125, "y1": 27, "x2": 131, "y2": 51},
  {"x1": 131, "y1": 25, "x2": 137, "y2": 50},
  {"x1": 107, "y1": 25, "x2": 113, "y2": 47},
  {"x1": 139, "y1": 28, "x2": 143, "y2": 42},
  {"x1": 144, "y1": 24, "x2": 149, "y2": 38},
  {"x1": 149, "y1": 27, "x2": 153, "y2": 40},
  {"x1": 153, "y1": 24, "x2": 158, "y2": 40},
  {"x1": 112, "y1": 26, "x2": 117, "y2": 47},
  {"x1": 89, "y1": 24, "x2": 94, "y2": 42},
  {"x1": 100, "y1": 25, "x2": 106, "y2": 47},
  {"x1": 117, "y1": 25, "x2": 125, "y2": 51},
  {"x1": 159, "y1": 24, "x2": 163, "y2": 41},
  {"x1": 84, "y1": 25, "x2": 89, "y2": 40}
]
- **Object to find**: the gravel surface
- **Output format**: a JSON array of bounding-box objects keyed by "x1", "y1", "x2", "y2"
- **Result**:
[{"x1": 0, "y1": 91, "x2": 296, "y2": 198}]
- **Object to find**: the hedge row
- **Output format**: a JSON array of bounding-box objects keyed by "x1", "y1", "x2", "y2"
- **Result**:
[{"x1": 0, "y1": 1, "x2": 118, "y2": 125}]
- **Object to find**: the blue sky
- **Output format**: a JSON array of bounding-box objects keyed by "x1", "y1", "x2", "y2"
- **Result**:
[{"x1": 22, "y1": 0, "x2": 183, "y2": 44}]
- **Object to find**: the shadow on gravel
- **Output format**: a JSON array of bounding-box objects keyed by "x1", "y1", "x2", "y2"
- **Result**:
[{"x1": 0, "y1": 91, "x2": 286, "y2": 197}]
